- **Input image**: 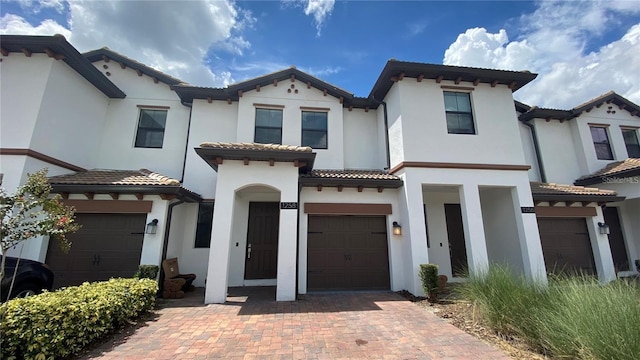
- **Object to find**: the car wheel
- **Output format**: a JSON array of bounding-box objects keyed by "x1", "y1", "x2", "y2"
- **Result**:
[{"x1": 8, "y1": 282, "x2": 42, "y2": 300}]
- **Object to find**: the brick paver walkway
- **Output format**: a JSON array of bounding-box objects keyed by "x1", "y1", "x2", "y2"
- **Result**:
[{"x1": 78, "y1": 287, "x2": 509, "y2": 360}]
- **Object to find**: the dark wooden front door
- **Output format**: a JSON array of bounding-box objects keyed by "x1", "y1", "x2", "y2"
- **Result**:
[
  {"x1": 307, "y1": 215, "x2": 390, "y2": 291},
  {"x1": 445, "y1": 204, "x2": 468, "y2": 277},
  {"x1": 538, "y1": 218, "x2": 596, "y2": 275},
  {"x1": 603, "y1": 207, "x2": 630, "y2": 271},
  {"x1": 46, "y1": 213, "x2": 146, "y2": 288},
  {"x1": 245, "y1": 202, "x2": 280, "y2": 280}
]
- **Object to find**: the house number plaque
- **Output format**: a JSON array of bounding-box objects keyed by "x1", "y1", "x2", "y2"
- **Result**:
[
  {"x1": 520, "y1": 207, "x2": 535, "y2": 214},
  {"x1": 280, "y1": 202, "x2": 298, "y2": 210}
]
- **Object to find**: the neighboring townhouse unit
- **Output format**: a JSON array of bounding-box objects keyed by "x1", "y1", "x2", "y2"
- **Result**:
[
  {"x1": 518, "y1": 92, "x2": 640, "y2": 279},
  {"x1": 1, "y1": 35, "x2": 636, "y2": 304}
]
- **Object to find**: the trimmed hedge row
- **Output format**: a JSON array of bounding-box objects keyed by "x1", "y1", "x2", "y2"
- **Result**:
[{"x1": 0, "y1": 278, "x2": 158, "y2": 360}]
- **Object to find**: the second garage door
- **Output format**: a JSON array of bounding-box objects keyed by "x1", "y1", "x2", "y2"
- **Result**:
[
  {"x1": 537, "y1": 218, "x2": 596, "y2": 275},
  {"x1": 46, "y1": 213, "x2": 146, "y2": 288},
  {"x1": 307, "y1": 215, "x2": 390, "y2": 291}
]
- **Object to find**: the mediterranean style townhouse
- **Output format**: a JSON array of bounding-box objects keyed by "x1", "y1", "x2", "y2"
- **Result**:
[{"x1": 1, "y1": 35, "x2": 637, "y2": 304}]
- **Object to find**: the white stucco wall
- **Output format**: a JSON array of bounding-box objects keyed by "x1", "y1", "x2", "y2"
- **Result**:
[
  {"x1": 298, "y1": 187, "x2": 402, "y2": 294},
  {"x1": 533, "y1": 119, "x2": 584, "y2": 184},
  {"x1": 0, "y1": 54, "x2": 51, "y2": 149},
  {"x1": 422, "y1": 191, "x2": 460, "y2": 279},
  {"x1": 164, "y1": 203, "x2": 209, "y2": 287},
  {"x1": 343, "y1": 108, "x2": 383, "y2": 169},
  {"x1": 92, "y1": 61, "x2": 191, "y2": 180},
  {"x1": 182, "y1": 100, "x2": 239, "y2": 198},
  {"x1": 29, "y1": 59, "x2": 110, "y2": 169},
  {"x1": 205, "y1": 160, "x2": 299, "y2": 303},
  {"x1": 480, "y1": 187, "x2": 525, "y2": 273},
  {"x1": 390, "y1": 79, "x2": 527, "y2": 166},
  {"x1": 518, "y1": 122, "x2": 542, "y2": 181},
  {"x1": 235, "y1": 79, "x2": 344, "y2": 169}
]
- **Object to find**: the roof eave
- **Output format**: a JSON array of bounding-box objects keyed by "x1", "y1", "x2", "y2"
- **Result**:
[
  {"x1": 299, "y1": 177, "x2": 403, "y2": 189},
  {"x1": 50, "y1": 184, "x2": 202, "y2": 202},
  {"x1": 533, "y1": 193, "x2": 625, "y2": 203},
  {"x1": 0, "y1": 35, "x2": 126, "y2": 99},
  {"x1": 574, "y1": 167, "x2": 640, "y2": 186},
  {"x1": 195, "y1": 147, "x2": 317, "y2": 172}
]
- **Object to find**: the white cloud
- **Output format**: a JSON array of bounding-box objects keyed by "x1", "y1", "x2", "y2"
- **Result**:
[
  {"x1": 1, "y1": 1, "x2": 255, "y2": 87},
  {"x1": 18, "y1": 0, "x2": 66, "y2": 13},
  {"x1": 0, "y1": 13, "x2": 70, "y2": 37},
  {"x1": 443, "y1": 0, "x2": 640, "y2": 108},
  {"x1": 284, "y1": 0, "x2": 334, "y2": 36}
]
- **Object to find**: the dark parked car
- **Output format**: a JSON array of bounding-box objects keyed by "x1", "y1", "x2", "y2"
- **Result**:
[{"x1": 1, "y1": 256, "x2": 54, "y2": 301}]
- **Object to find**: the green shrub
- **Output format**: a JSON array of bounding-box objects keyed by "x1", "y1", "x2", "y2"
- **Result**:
[
  {"x1": 0, "y1": 278, "x2": 158, "y2": 360},
  {"x1": 459, "y1": 264, "x2": 640, "y2": 360},
  {"x1": 419, "y1": 264, "x2": 439, "y2": 301},
  {"x1": 134, "y1": 264, "x2": 159, "y2": 280}
]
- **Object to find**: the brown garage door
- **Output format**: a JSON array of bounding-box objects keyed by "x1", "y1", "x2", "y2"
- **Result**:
[
  {"x1": 307, "y1": 215, "x2": 390, "y2": 291},
  {"x1": 46, "y1": 213, "x2": 146, "y2": 288},
  {"x1": 537, "y1": 218, "x2": 596, "y2": 275}
]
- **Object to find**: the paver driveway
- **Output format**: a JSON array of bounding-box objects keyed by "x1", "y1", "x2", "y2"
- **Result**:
[{"x1": 78, "y1": 287, "x2": 509, "y2": 360}]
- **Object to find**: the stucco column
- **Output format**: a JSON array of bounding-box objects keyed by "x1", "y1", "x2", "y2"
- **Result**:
[
  {"x1": 399, "y1": 173, "x2": 429, "y2": 296},
  {"x1": 205, "y1": 174, "x2": 235, "y2": 304},
  {"x1": 459, "y1": 184, "x2": 489, "y2": 276},
  {"x1": 587, "y1": 206, "x2": 616, "y2": 283},
  {"x1": 276, "y1": 205, "x2": 298, "y2": 301},
  {"x1": 511, "y1": 185, "x2": 548, "y2": 283},
  {"x1": 140, "y1": 198, "x2": 170, "y2": 266}
]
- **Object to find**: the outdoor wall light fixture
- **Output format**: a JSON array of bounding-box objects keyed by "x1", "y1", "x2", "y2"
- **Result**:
[
  {"x1": 597, "y1": 222, "x2": 610, "y2": 235},
  {"x1": 392, "y1": 221, "x2": 402, "y2": 236},
  {"x1": 146, "y1": 219, "x2": 159, "y2": 234}
]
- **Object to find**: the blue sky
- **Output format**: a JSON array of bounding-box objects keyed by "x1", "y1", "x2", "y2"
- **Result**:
[{"x1": 2, "y1": 1, "x2": 639, "y2": 108}]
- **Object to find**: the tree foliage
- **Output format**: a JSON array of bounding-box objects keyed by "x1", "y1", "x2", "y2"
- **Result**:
[{"x1": 0, "y1": 169, "x2": 80, "y2": 283}]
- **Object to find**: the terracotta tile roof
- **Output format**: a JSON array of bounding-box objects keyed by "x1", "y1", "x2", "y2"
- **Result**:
[
  {"x1": 48, "y1": 169, "x2": 181, "y2": 186},
  {"x1": 576, "y1": 158, "x2": 640, "y2": 184},
  {"x1": 530, "y1": 182, "x2": 618, "y2": 197},
  {"x1": 200, "y1": 142, "x2": 312, "y2": 153},
  {"x1": 301, "y1": 169, "x2": 400, "y2": 180}
]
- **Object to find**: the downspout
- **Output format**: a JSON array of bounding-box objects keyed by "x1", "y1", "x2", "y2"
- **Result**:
[
  {"x1": 158, "y1": 200, "x2": 186, "y2": 295},
  {"x1": 370, "y1": 96, "x2": 391, "y2": 171},
  {"x1": 521, "y1": 119, "x2": 547, "y2": 183},
  {"x1": 180, "y1": 102, "x2": 194, "y2": 183}
]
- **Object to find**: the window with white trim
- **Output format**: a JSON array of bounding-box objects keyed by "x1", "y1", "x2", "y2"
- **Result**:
[
  {"x1": 443, "y1": 92, "x2": 475, "y2": 134},
  {"x1": 254, "y1": 108, "x2": 282, "y2": 144},
  {"x1": 590, "y1": 126, "x2": 613, "y2": 160},
  {"x1": 135, "y1": 109, "x2": 167, "y2": 148}
]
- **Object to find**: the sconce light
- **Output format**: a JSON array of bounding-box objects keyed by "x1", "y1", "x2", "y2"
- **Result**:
[
  {"x1": 146, "y1": 219, "x2": 159, "y2": 234},
  {"x1": 392, "y1": 221, "x2": 402, "y2": 236},
  {"x1": 597, "y1": 222, "x2": 610, "y2": 235}
]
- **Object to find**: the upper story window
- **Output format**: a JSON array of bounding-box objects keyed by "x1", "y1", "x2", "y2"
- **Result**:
[
  {"x1": 589, "y1": 126, "x2": 613, "y2": 160},
  {"x1": 301, "y1": 111, "x2": 328, "y2": 149},
  {"x1": 443, "y1": 92, "x2": 475, "y2": 134},
  {"x1": 622, "y1": 128, "x2": 640, "y2": 158},
  {"x1": 135, "y1": 108, "x2": 167, "y2": 148},
  {"x1": 194, "y1": 202, "x2": 214, "y2": 248},
  {"x1": 254, "y1": 108, "x2": 282, "y2": 144}
]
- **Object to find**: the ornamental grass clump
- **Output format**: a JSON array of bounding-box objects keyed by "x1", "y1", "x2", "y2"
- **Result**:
[
  {"x1": 0, "y1": 278, "x2": 158, "y2": 360},
  {"x1": 458, "y1": 264, "x2": 640, "y2": 360}
]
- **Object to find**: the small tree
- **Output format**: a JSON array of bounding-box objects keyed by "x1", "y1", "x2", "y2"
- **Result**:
[
  {"x1": 0, "y1": 169, "x2": 80, "y2": 285},
  {"x1": 419, "y1": 264, "x2": 440, "y2": 302}
]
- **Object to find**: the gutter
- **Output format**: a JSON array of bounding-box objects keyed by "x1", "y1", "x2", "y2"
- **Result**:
[
  {"x1": 180, "y1": 101, "x2": 194, "y2": 182},
  {"x1": 370, "y1": 96, "x2": 391, "y2": 171},
  {"x1": 521, "y1": 119, "x2": 547, "y2": 183}
]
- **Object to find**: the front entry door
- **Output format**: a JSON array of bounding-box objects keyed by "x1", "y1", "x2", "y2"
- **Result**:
[
  {"x1": 445, "y1": 204, "x2": 468, "y2": 277},
  {"x1": 245, "y1": 202, "x2": 280, "y2": 279}
]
